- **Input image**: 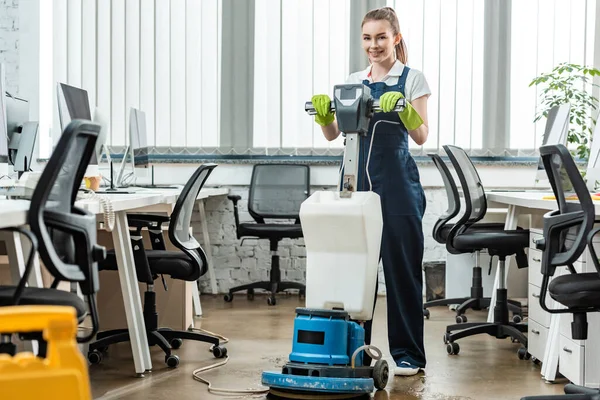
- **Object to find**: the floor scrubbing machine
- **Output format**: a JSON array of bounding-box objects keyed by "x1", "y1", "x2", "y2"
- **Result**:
[{"x1": 261, "y1": 84, "x2": 406, "y2": 398}]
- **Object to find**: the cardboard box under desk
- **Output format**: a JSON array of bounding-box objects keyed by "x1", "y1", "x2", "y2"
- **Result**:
[{"x1": 94, "y1": 229, "x2": 193, "y2": 331}]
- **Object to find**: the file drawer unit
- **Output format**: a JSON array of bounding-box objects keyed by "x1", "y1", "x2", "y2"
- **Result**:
[{"x1": 528, "y1": 229, "x2": 600, "y2": 388}]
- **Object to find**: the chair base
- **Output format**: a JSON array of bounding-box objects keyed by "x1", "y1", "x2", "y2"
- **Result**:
[
  {"x1": 224, "y1": 280, "x2": 305, "y2": 306},
  {"x1": 87, "y1": 291, "x2": 226, "y2": 368},
  {"x1": 520, "y1": 383, "x2": 600, "y2": 400},
  {"x1": 444, "y1": 287, "x2": 528, "y2": 358}
]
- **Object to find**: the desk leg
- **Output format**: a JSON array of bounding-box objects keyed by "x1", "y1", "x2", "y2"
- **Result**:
[
  {"x1": 191, "y1": 283, "x2": 203, "y2": 318},
  {"x1": 3, "y1": 230, "x2": 43, "y2": 288},
  {"x1": 112, "y1": 211, "x2": 152, "y2": 375},
  {"x1": 487, "y1": 204, "x2": 519, "y2": 323},
  {"x1": 198, "y1": 200, "x2": 218, "y2": 295}
]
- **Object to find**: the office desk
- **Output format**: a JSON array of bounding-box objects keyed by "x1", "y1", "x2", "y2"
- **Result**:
[
  {"x1": 79, "y1": 192, "x2": 169, "y2": 376},
  {"x1": 486, "y1": 191, "x2": 600, "y2": 386},
  {"x1": 0, "y1": 187, "x2": 228, "y2": 376},
  {"x1": 0, "y1": 200, "x2": 39, "y2": 288}
]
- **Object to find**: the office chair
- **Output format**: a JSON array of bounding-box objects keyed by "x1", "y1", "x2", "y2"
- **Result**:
[
  {"x1": 521, "y1": 144, "x2": 600, "y2": 400},
  {"x1": 87, "y1": 163, "x2": 226, "y2": 368},
  {"x1": 224, "y1": 164, "x2": 309, "y2": 306},
  {"x1": 0, "y1": 119, "x2": 106, "y2": 354},
  {"x1": 441, "y1": 145, "x2": 530, "y2": 357},
  {"x1": 424, "y1": 153, "x2": 524, "y2": 322}
]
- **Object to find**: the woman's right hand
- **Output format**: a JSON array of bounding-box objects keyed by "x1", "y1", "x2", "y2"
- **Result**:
[{"x1": 311, "y1": 94, "x2": 335, "y2": 126}]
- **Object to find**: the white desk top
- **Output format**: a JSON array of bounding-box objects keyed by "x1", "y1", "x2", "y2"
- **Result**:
[
  {"x1": 0, "y1": 187, "x2": 229, "y2": 228},
  {"x1": 0, "y1": 200, "x2": 30, "y2": 229},
  {"x1": 76, "y1": 193, "x2": 167, "y2": 214},
  {"x1": 487, "y1": 190, "x2": 600, "y2": 214}
]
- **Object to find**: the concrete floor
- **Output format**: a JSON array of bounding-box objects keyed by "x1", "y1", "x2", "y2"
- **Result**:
[{"x1": 90, "y1": 295, "x2": 568, "y2": 400}]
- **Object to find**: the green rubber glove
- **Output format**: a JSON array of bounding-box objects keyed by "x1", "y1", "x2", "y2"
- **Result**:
[
  {"x1": 380, "y1": 91, "x2": 424, "y2": 131},
  {"x1": 311, "y1": 94, "x2": 335, "y2": 126}
]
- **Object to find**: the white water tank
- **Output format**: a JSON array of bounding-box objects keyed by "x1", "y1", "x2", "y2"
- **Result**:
[{"x1": 299, "y1": 190, "x2": 383, "y2": 321}]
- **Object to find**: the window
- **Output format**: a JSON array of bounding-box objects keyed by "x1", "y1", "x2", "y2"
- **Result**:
[
  {"x1": 39, "y1": 0, "x2": 222, "y2": 158},
  {"x1": 510, "y1": 0, "x2": 597, "y2": 151},
  {"x1": 252, "y1": 0, "x2": 350, "y2": 152}
]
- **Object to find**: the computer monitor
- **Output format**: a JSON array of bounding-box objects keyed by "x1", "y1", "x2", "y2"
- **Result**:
[
  {"x1": 586, "y1": 110, "x2": 600, "y2": 191},
  {"x1": 92, "y1": 107, "x2": 110, "y2": 164},
  {"x1": 535, "y1": 103, "x2": 570, "y2": 184},
  {"x1": 5, "y1": 91, "x2": 35, "y2": 178},
  {"x1": 130, "y1": 108, "x2": 149, "y2": 168},
  {"x1": 56, "y1": 82, "x2": 108, "y2": 178}
]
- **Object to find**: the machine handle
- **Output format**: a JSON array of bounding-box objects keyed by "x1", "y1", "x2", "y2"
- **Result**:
[{"x1": 304, "y1": 98, "x2": 406, "y2": 115}]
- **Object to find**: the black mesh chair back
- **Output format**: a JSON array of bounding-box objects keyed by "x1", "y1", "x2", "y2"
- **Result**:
[
  {"x1": 247, "y1": 164, "x2": 310, "y2": 222},
  {"x1": 28, "y1": 119, "x2": 106, "y2": 341},
  {"x1": 538, "y1": 144, "x2": 595, "y2": 277},
  {"x1": 429, "y1": 153, "x2": 460, "y2": 244},
  {"x1": 168, "y1": 163, "x2": 217, "y2": 278},
  {"x1": 444, "y1": 145, "x2": 487, "y2": 228}
]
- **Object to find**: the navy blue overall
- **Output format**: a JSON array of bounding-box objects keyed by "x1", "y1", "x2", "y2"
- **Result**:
[{"x1": 349, "y1": 66, "x2": 427, "y2": 369}]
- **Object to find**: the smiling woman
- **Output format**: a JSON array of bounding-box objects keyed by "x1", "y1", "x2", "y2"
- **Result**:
[{"x1": 308, "y1": 5, "x2": 432, "y2": 379}]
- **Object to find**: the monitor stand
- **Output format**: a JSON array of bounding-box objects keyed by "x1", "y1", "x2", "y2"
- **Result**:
[{"x1": 99, "y1": 161, "x2": 134, "y2": 194}]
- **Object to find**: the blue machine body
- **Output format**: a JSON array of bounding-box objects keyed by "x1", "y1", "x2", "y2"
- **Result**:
[
  {"x1": 289, "y1": 309, "x2": 364, "y2": 366},
  {"x1": 261, "y1": 308, "x2": 374, "y2": 396}
]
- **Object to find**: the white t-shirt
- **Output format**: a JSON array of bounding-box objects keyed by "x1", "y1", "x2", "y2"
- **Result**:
[{"x1": 345, "y1": 60, "x2": 431, "y2": 102}]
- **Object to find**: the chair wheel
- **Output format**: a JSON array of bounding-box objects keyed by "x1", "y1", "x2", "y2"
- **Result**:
[
  {"x1": 212, "y1": 345, "x2": 227, "y2": 358},
  {"x1": 456, "y1": 315, "x2": 467, "y2": 323},
  {"x1": 88, "y1": 350, "x2": 103, "y2": 365},
  {"x1": 423, "y1": 309, "x2": 430, "y2": 319},
  {"x1": 165, "y1": 354, "x2": 180, "y2": 368},
  {"x1": 373, "y1": 359, "x2": 389, "y2": 390},
  {"x1": 513, "y1": 314, "x2": 522, "y2": 323},
  {"x1": 224, "y1": 293, "x2": 233, "y2": 302},
  {"x1": 170, "y1": 338, "x2": 183, "y2": 349},
  {"x1": 267, "y1": 296, "x2": 276, "y2": 306},
  {"x1": 443, "y1": 332, "x2": 451, "y2": 344},
  {"x1": 247, "y1": 289, "x2": 254, "y2": 300},
  {"x1": 447, "y1": 342, "x2": 460, "y2": 355},
  {"x1": 518, "y1": 347, "x2": 531, "y2": 360}
]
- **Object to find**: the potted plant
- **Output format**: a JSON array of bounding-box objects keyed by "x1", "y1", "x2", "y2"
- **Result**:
[{"x1": 530, "y1": 62, "x2": 600, "y2": 162}]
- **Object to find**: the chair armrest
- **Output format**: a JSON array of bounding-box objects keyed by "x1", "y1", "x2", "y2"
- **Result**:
[
  {"x1": 127, "y1": 214, "x2": 171, "y2": 250},
  {"x1": 587, "y1": 226, "x2": 600, "y2": 276},
  {"x1": 227, "y1": 195, "x2": 242, "y2": 236},
  {"x1": 127, "y1": 214, "x2": 170, "y2": 229}
]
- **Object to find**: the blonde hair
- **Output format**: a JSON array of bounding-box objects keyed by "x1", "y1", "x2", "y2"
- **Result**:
[{"x1": 361, "y1": 7, "x2": 407, "y2": 64}]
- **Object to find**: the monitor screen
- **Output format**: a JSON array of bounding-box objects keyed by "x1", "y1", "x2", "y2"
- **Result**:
[
  {"x1": 586, "y1": 110, "x2": 600, "y2": 190},
  {"x1": 536, "y1": 103, "x2": 570, "y2": 182},
  {"x1": 129, "y1": 108, "x2": 149, "y2": 167},
  {"x1": 5, "y1": 93, "x2": 30, "y2": 166},
  {"x1": 57, "y1": 82, "x2": 91, "y2": 128},
  {"x1": 57, "y1": 82, "x2": 94, "y2": 163}
]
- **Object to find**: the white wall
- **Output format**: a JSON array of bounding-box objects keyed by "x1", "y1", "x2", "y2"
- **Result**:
[{"x1": 0, "y1": 0, "x2": 19, "y2": 94}]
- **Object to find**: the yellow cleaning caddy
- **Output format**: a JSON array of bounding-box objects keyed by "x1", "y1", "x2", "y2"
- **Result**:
[{"x1": 0, "y1": 306, "x2": 91, "y2": 400}]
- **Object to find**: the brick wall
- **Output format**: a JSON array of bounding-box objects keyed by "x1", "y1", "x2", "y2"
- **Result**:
[
  {"x1": 195, "y1": 186, "x2": 448, "y2": 295},
  {"x1": 0, "y1": 0, "x2": 19, "y2": 94}
]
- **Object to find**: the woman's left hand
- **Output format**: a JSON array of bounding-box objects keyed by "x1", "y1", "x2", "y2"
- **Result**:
[
  {"x1": 379, "y1": 91, "x2": 424, "y2": 132},
  {"x1": 379, "y1": 91, "x2": 405, "y2": 113}
]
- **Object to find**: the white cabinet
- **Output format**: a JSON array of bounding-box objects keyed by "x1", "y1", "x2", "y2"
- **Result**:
[
  {"x1": 528, "y1": 229, "x2": 600, "y2": 388},
  {"x1": 527, "y1": 230, "x2": 556, "y2": 362}
]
